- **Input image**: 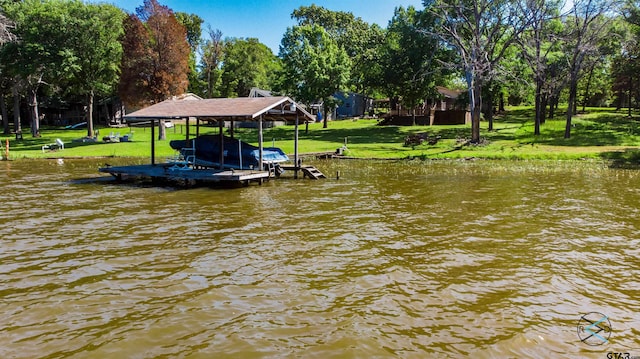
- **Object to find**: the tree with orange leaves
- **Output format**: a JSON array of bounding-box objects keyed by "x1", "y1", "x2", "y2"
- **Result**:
[{"x1": 118, "y1": 0, "x2": 190, "y2": 139}]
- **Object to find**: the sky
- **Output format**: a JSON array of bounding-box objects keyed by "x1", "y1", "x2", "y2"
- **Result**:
[{"x1": 95, "y1": 0, "x2": 425, "y2": 53}]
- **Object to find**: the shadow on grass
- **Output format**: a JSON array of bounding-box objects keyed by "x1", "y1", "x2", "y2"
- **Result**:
[
  {"x1": 510, "y1": 111, "x2": 640, "y2": 147},
  {"x1": 600, "y1": 148, "x2": 640, "y2": 168},
  {"x1": 8, "y1": 137, "x2": 107, "y2": 152},
  {"x1": 237, "y1": 124, "x2": 407, "y2": 146}
]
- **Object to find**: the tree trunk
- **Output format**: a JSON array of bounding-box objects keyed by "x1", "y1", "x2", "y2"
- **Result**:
[
  {"x1": 534, "y1": 79, "x2": 543, "y2": 135},
  {"x1": 565, "y1": 74, "x2": 579, "y2": 139},
  {"x1": 628, "y1": 75, "x2": 633, "y2": 118},
  {"x1": 12, "y1": 85, "x2": 21, "y2": 134},
  {"x1": 499, "y1": 91, "x2": 505, "y2": 112},
  {"x1": 540, "y1": 94, "x2": 547, "y2": 125},
  {"x1": 28, "y1": 88, "x2": 40, "y2": 137},
  {"x1": 322, "y1": 103, "x2": 328, "y2": 129},
  {"x1": 471, "y1": 81, "x2": 482, "y2": 143},
  {"x1": 582, "y1": 66, "x2": 594, "y2": 112},
  {"x1": 87, "y1": 89, "x2": 95, "y2": 138},
  {"x1": 1, "y1": 93, "x2": 9, "y2": 135},
  {"x1": 158, "y1": 120, "x2": 166, "y2": 140},
  {"x1": 207, "y1": 68, "x2": 212, "y2": 98}
]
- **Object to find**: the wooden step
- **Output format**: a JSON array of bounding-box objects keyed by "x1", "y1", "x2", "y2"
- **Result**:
[
  {"x1": 300, "y1": 165, "x2": 326, "y2": 179},
  {"x1": 280, "y1": 165, "x2": 327, "y2": 179}
]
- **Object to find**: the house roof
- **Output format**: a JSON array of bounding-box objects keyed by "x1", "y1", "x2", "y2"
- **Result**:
[
  {"x1": 124, "y1": 96, "x2": 315, "y2": 122},
  {"x1": 436, "y1": 86, "x2": 463, "y2": 99},
  {"x1": 249, "y1": 87, "x2": 273, "y2": 98}
]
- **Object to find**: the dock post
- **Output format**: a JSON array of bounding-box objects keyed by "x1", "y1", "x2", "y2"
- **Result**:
[
  {"x1": 218, "y1": 120, "x2": 225, "y2": 170},
  {"x1": 294, "y1": 108, "x2": 299, "y2": 179},
  {"x1": 258, "y1": 115, "x2": 264, "y2": 171},
  {"x1": 151, "y1": 120, "x2": 156, "y2": 165},
  {"x1": 239, "y1": 139, "x2": 243, "y2": 169}
]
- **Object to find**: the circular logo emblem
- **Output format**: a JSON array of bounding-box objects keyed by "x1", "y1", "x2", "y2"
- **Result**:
[{"x1": 577, "y1": 312, "x2": 612, "y2": 346}]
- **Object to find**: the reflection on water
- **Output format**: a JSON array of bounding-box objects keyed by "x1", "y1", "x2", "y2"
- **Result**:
[{"x1": 1, "y1": 159, "x2": 639, "y2": 358}]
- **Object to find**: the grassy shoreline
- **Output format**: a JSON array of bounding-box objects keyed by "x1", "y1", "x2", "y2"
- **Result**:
[{"x1": 2, "y1": 106, "x2": 640, "y2": 164}]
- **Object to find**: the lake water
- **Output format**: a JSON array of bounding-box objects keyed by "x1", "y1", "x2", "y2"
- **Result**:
[{"x1": 1, "y1": 158, "x2": 639, "y2": 358}]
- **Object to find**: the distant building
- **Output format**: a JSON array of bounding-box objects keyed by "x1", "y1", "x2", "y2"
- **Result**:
[
  {"x1": 171, "y1": 93, "x2": 203, "y2": 101},
  {"x1": 334, "y1": 92, "x2": 372, "y2": 118},
  {"x1": 249, "y1": 88, "x2": 273, "y2": 98},
  {"x1": 249, "y1": 88, "x2": 373, "y2": 120},
  {"x1": 377, "y1": 86, "x2": 471, "y2": 126}
]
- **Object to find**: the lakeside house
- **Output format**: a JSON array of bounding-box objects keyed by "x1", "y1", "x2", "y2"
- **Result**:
[{"x1": 377, "y1": 86, "x2": 471, "y2": 126}]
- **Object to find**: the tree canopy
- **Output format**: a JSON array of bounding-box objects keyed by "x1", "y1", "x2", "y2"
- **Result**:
[
  {"x1": 220, "y1": 38, "x2": 279, "y2": 98},
  {"x1": 278, "y1": 24, "x2": 351, "y2": 128},
  {"x1": 118, "y1": 0, "x2": 190, "y2": 109}
]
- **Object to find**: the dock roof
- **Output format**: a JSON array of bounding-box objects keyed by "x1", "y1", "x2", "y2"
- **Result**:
[{"x1": 124, "y1": 96, "x2": 315, "y2": 122}]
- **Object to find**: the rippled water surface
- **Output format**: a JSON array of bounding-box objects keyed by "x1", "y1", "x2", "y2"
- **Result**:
[{"x1": 1, "y1": 158, "x2": 639, "y2": 358}]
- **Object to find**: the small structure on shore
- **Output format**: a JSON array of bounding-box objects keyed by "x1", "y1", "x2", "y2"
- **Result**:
[{"x1": 99, "y1": 96, "x2": 318, "y2": 186}]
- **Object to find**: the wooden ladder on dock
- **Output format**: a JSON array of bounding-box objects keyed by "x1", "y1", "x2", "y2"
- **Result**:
[{"x1": 300, "y1": 165, "x2": 326, "y2": 179}]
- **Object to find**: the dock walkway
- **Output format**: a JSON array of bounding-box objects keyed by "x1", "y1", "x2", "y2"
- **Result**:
[{"x1": 99, "y1": 164, "x2": 270, "y2": 186}]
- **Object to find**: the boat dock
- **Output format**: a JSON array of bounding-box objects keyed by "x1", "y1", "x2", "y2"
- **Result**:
[{"x1": 99, "y1": 164, "x2": 271, "y2": 186}]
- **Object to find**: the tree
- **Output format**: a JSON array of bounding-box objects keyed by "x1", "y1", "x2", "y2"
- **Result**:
[
  {"x1": 291, "y1": 4, "x2": 385, "y2": 97},
  {"x1": 562, "y1": 0, "x2": 619, "y2": 138},
  {"x1": 0, "y1": 11, "x2": 14, "y2": 134},
  {"x1": 2, "y1": 0, "x2": 70, "y2": 137},
  {"x1": 382, "y1": 6, "x2": 451, "y2": 125},
  {"x1": 199, "y1": 26, "x2": 224, "y2": 98},
  {"x1": 518, "y1": 0, "x2": 563, "y2": 135},
  {"x1": 0, "y1": 11, "x2": 14, "y2": 44},
  {"x1": 278, "y1": 24, "x2": 351, "y2": 128},
  {"x1": 427, "y1": 0, "x2": 534, "y2": 143},
  {"x1": 118, "y1": 0, "x2": 190, "y2": 140},
  {"x1": 58, "y1": 2, "x2": 124, "y2": 138},
  {"x1": 175, "y1": 12, "x2": 203, "y2": 96},
  {"x1": 612, "y1": 7, "x2": 640, "y2": 115},
  {"x1": 220, "y1": 38, "x2": 279, "y2": 97}
]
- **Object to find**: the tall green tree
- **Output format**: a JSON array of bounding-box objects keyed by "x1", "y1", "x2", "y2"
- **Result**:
[
  {"x1": 612, "y1": 5, "x2": 640, "y2": 114},
  {"x1": 175, "y1": 12, "x2": 203, "y2": 96},
  {"x1": 118, "y1": 0, "x2": 190, "y2": 140},
  {"x1": 278, "y1": 24, "x2": 351, "y2": 128},
  {"x1": 2, "y1": 0, "x2": 70, "y2": 136},
  {"x1": 382, "y1": 6, "x2": 450, "y2": 125},
  {"x1": 562, "y1": 0, "x2": 619, "y2": 138},
  {"x1": 427, "y1": 0, "x2": 534, "y2": 143},
  {"x1": 0, "y1": 11, "x2": 14, "y2": 134},
  {"x1": 220, "y1": 38, "x2": 279, "y2": 97},
  {"x1": 291, "y1": 4, "x2": 385, "y2": 96},
  {"x1": 517, "y1": 0, "x2": 563, "y2": 135},
  {"x1": 58, "y1": 2, "x2": 125, "y2": 138},
  {"x1": 199, "y1": 26, "x2": 224, "y2": 98}
]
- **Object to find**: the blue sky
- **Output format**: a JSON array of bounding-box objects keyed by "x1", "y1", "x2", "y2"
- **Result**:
[{"x1": 96, "y1": 0, "x2": 424, "y2": 53}]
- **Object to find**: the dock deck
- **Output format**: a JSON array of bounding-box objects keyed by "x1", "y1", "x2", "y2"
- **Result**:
[{"x1": 99, "y1": 164, "x2": 270, "y2": 186}]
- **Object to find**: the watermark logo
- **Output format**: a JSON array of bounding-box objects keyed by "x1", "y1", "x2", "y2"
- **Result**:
[{"x1": 577, "y1": 312, "x2": 612, "y2": 346}]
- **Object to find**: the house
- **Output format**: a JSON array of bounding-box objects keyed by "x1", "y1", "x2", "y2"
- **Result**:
[
  {"x1": 250, "y1": 87, "x2": 373, "y2": 120},
  {"x1": 430, "y1": 86, "x2": 470, "y2": 125},
  {"x1": 333, "y1": 92, "x2": 372, "y2": 118},
  {"x1": 377, "y1": 86, "x2": 471, "y2": 126}
]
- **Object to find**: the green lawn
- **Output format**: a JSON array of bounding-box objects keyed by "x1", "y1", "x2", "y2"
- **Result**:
[{"x1": 3, "y1": 106, "x2": 640, "y2": 163}]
